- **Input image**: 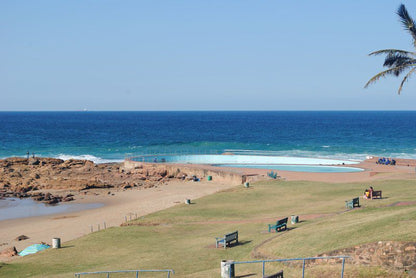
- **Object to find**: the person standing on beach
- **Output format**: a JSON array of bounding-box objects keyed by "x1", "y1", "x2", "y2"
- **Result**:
[{"x1": 26, "y1": 151, "x2": 29, "y2": 159}]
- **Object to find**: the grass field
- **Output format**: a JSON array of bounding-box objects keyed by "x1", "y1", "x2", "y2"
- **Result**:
[{"x1": 0, "y1": 179, "x2": 415, "y2": 277}]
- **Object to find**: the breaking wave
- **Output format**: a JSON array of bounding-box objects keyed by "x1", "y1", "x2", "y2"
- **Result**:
[{"x1": 56, "y1": 154, "x2": 123, "y2": 164}]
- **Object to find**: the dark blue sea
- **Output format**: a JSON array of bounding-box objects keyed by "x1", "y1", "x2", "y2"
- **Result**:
[{"x1": 0, "y1": 111, "x2": 415, "y2": 162}]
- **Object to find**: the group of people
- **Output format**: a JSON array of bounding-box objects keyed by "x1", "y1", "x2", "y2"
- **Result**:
[
  {"x1": 364, "y1": 186, "x2": 374, "y2": 199},
  {"x1": 376, "y1": 157, "x2": 396, "y2": 165}
]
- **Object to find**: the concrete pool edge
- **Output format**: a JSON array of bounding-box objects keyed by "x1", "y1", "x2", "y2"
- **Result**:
[{"x1": 131, "y1": 154, "x2": 363, "y2": 173}]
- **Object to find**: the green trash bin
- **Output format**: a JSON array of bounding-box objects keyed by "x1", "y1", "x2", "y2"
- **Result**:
[
  {"x1": 207, "y1": 176, "x2": 212, "y2": 181},
  {"x1": 291, "y1": 215, "x2": 299, "y2": 224}
]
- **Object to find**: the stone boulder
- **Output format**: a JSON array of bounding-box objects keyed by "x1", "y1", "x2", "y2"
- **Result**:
[
  {"x1": 15, "y1": 235, "x2": 29, "y2": 241},
  {"x1": 0, "y1": 246, "x2": 18, "y2": 257}
]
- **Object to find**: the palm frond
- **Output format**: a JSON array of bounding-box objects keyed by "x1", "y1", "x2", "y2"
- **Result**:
[
  {"x1": 397, "y1": 4, "x2": 416, "y2": 46},
  {"x1": 398, "y1": 67, "x2": 416, "y2": 94},
  {"x1": 369, "y1": 49, "x2": 415, "y2": 56},
  {"x1": 364, "y1": 64, "x2": 416, "y2": 88},
  {"x1": 383, "y1": 53, "x2": 416, "y2": 68}
]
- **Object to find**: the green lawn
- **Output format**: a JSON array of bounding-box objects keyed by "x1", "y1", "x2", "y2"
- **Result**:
[{"x1": 0, "y1": 179, "x2": 415, "y2": 277}]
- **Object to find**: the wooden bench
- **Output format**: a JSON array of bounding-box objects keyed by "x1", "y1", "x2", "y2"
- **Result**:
[
  {"x1": 215, "y1": 231, "x2": 238, "y2": 249},
  {"x1": 264, "y1": 270, "x2": 284, "y2": 278},
  {"x1": 345, "y1": 197, "x2": 360, "y2": 209},
  {"x1": 268, "y1": 217, "x2": 288, "y2": 233},
  {"x1": 371, "y1": 190, "x2": 382, "y2": 199}
]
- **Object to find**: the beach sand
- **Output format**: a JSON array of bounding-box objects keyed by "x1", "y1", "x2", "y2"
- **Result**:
[
  {"x1": 0, "y1": 180, "x2": 233, "y2": 260},
  {"x1": 1, "y1": 158, "x2": 415, "y2": 261}
]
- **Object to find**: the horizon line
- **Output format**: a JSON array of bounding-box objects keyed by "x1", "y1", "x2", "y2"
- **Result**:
[{"x1": 0, "y1": 109, "x2": 415, "y2": 112}]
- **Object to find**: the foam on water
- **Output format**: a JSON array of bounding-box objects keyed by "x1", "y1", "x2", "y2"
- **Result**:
[{"x1": 56, "y1": 154, "x2": 123, "y2": 164}]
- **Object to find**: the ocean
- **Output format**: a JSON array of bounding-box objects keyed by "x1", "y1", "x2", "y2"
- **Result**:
[{"x1": 0, "y1": 111, "x2": 415, "y2": 163}]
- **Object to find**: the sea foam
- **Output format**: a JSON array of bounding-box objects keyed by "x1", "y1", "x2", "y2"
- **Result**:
[{"x1": 56, "y1": 154, "x2": 122, "y2": 164}]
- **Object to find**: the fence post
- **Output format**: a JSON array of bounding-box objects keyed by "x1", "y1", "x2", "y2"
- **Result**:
[
  {"x1": 262, "y1": 261, "x2": 265, "y2": 277},
  {"x1": 136, "y1": 270, "x2": 139, "y2": 278},
  {"x1": 302, "y1": 259, "x2": 305, "y2": 278},
  {"x1": 341, "y1": 257, "x2": 345, "y2": 278}
]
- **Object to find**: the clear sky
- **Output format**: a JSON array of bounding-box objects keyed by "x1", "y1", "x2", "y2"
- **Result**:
[{"x1": 1, "y1": 1, "x2": 416, "y2": 111}]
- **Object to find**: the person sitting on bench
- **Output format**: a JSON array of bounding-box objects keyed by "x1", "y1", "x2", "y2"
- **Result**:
[{"x1": 364, "y1": 186, "x2": 374, "y2": 199}]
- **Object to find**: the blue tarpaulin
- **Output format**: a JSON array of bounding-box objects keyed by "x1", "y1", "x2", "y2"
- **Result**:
[{"x1": 19, "y1": 244, "x2": 50, "y2": 256}]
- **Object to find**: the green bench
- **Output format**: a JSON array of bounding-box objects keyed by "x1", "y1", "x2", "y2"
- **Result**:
[
  {"x1": 215, "y1": 231, "x2": 238, "y2": 249},
  {"x1": 345, "y1": 197, "x2": 360, "y2": 209},
  {"x1": 268, "y1": 217, "x2": 288, "y2": 233},
  {"x1": 372, "y1": 190, "x2": 382, "y2": 199}
]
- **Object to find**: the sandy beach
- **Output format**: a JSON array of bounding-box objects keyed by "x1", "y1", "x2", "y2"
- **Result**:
[
  {"x1": 0, "y1": 179, "x2": 233, "y2": 260},
  {"x1": 1, "y1": 158, "x2": 415, "y2": 261}
]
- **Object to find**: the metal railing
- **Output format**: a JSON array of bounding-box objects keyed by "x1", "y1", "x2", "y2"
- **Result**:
[
  {"x1": 227, "y1": 256, "x2": 351, "y2": 278},
  {"x1": 74, "y1": 269, "x2": 174, "y2": 278}
]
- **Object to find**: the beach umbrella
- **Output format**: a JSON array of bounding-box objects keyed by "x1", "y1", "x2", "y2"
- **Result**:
[{"x1": 19, "y1": 244, "x2": 50, "y2": 257}]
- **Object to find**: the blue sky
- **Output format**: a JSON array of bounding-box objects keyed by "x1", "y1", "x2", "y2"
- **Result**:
[{"x1": 1, "y1": 1, "x2": 416, "y2": 111}]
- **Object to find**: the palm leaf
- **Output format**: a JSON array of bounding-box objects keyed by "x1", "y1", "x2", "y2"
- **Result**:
[
  {"x1": 398, "y1": 67, "x2": 416, "y2": 94},
  {"x1": 364, "y1": 64, "x2": 416, "y2": 88},
  {"x1": 369, "y1": 49, "x2": 415, "y2": 56},
  {"x1": 397, "y1": 4, "x2": 416, "y2": 46},
  {"x1": 383, "y1": 53, "x2": 416, "y2": 68}
]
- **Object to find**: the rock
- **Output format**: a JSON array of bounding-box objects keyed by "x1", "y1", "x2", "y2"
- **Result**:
[
  {"x1": 0, "y1": 246, "x2": 18, "y2": 257},
  {"x1": 44, "y1": 197, "x2": 59, "y2": 205},
  {"x1": 63, "y1": 196, "x2": 74, "y2": 202},
  {"x1": 28, "y1": 158, "x2": 40, "y2": 165},
  {"x1": 15, "y1": 235, "x2": 29, "y2": 241},
  {"x1": 33, "y1": 195, "x2": 45, "y2": 201}
]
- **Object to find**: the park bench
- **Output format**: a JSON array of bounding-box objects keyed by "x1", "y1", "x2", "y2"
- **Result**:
[
  {"x1": 215, "y1": 231, "x2": 238, "y2": 249},
  {"x1": 345, "y1": 197, "x2": 360, "y2": 209},
  {"x1": 264, "y1": 270, "x2": 284, "y2": 278},
  {"x1": 268, "y1": 217, "x2": 288, "y2": 233},
  {"x1": 371, "y1": 190, "x2": 382, "y2": 199}
]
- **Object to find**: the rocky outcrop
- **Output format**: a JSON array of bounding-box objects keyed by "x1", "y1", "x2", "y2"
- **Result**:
[
  {"x1": 15, "y1": 235, "x2": 29, "y2": 241},
  {"x1": 313, "y1": 241, "x2": 416, "y2": 271},
  {"x1": 0, "y1": 246, "x2": 18, "y2": 257},
  {"x1": 0, "y1": 157, "x2": 182, "y2": 204}
]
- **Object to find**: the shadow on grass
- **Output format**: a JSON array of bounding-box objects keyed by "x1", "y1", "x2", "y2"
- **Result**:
[
  {"x1": 267, "y1": 227, "x2": 297, "y2": 233},
  {"x1": 205, "y1": 240, "x2": 252, "y2": 249},
  {"x1": 60, "y1": 245, "x2": 75, "y2": 249},
  {"x1": 236, "y1": 274, "x2": 257, "y2": 278},
  {"x1": 235, "y1": 240, "x2": 252, "y2": 247}
]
